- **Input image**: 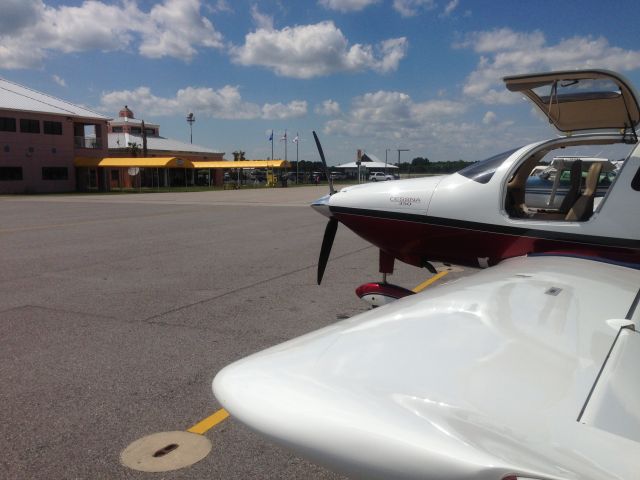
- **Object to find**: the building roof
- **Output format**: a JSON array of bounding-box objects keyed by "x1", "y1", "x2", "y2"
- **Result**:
[
  {"x1": 75, "y1": 157, "x2": 194, "y2": 168},
  {"x1": 108, "y1": 132, "x2": 223, "y2": 155},
  {"x1": 110, "y1": 117, "x2": 160, "y2": 128},
  {"x1": 74, "y1": 157, "x2": 288, "y2": 169},
  {"x1": 193, "y1": 160, "x2": 289, "y2": 169},
  {"x1": 0, "y1": 77, "x2": 109, "y2": 120},
  {"x1": 335, "y1": 161, "x2": 398, "y2": 169}
]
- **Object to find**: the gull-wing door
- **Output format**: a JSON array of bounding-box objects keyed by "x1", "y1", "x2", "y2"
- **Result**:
[{"x1": 504, "y1": 70, "x2": 640, "y2": 138}]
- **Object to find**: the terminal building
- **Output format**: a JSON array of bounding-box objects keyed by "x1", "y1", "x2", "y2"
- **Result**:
[
  {"x1": 0, "y1": 77, "x2": 109, "y2": 193},
  {"x1": 0, "y1": 79, "x2": 233, "y2": 193}
]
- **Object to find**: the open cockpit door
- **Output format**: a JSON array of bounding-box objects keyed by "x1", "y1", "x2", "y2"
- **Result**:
[{"x1": 504, "y1": 70, "x2": 640, "y2": 138}]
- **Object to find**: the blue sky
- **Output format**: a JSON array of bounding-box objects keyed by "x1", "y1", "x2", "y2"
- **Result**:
[{"x1": 3, "y1": 0, "x2": 640, "y2": 165}]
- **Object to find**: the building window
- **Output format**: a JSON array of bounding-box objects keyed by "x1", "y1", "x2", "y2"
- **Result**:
[
  {"x1": 42, "y1": 167, "x2": 69, "y2": 180},
  {"x1": 130, "y1": 127, "x2": 142, "y2": 135},
  {"x1": 111, "y1": 170, "x2": 119, "y2": 181},
  {"x1": 112, "y1": 126, "x2": 123, "y2": 133},
  {"x1": 3, "y1": 145, "x2": 9, "y2": 153},
  {"x1": 0, "y1": 117, "x2": 17, "y2": 132},
  {"x1": 144, "y1": 128, "x2": 155, "y2": 135},
  {"x1": 20, "y1": 119, "x2": 40, "y2": 134},
  {"x1": 43, "y1": 121, "x2": 63, "y2": 135},
  {"x1": 0, "y1": 167, "x2": 23, "y2": 180}
]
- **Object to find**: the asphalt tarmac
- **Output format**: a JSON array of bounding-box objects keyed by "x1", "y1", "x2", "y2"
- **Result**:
[{"x1": 0, "y1": 186, "x2": 474, "y2": 479}]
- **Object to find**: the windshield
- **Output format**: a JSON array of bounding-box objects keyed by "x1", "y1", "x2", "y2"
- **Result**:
[{"x1": 458, "y1": 147, "x2": 520, "y2": 184}]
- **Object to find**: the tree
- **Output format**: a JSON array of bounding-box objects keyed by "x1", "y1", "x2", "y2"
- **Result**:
[{"x1": 127, "y1": 142, "x2": 140, "y2": 157}]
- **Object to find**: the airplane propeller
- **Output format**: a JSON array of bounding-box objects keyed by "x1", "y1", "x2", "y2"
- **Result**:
[
  {"x1": 317, "y1": 217, "x2": 338, "y2": 285},
  {"x1": 313, "y1": 131, "x2": 337, "y2": 285}
]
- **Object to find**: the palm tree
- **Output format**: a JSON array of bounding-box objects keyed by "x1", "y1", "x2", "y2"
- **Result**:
[
  {"x1": 128, "y1": 142, "x2": 140, "y2": 157},
  {"x1": 232, "y1": 150, "x2": 246, "y2": 161}
]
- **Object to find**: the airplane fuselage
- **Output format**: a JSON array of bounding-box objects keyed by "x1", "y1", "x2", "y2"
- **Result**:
[{"x1": 321, "y1": 135, "x2": 640, "y2": 271}]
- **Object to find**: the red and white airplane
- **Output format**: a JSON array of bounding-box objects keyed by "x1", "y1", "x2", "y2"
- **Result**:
[
  {"x1": 214, "y1": 70, "x2": 640, "y2": 479},
  {"x1": 313, "y1": 69, "x2": 639, "y2": 303}
]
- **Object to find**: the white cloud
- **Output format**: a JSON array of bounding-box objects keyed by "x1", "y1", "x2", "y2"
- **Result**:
[
  {"x1": 262, "y1": 101, "x2": 308, "y2": 119},
  {"x1": 138, "y1": 0, "x2": 223, "y2": 59},
  {"x1": 210, "y1": 0, "x2": 232, "y2": 13},
  {"x1": 315, "y1": 100, "x2": 341, "y2": 116},
  {"x1": 457, "y1": 28, "x2": 640, "y2": 104},
  {"x1": 318, "y1": 0, "x2": 379, "y2": 12},
  {"x1": 0, "y1": 0, "x2": 223, "y2": 69},
  {"x1": 441, "y1": 0, "x2": 459, "y2": 17},
  {"x1": 231, "y1": 21, "x2": 407, "y2": 78},
  {"x1": 392, "y1": 0, "x2": 435, "y2": 17},
  {"x1": 52, "y1": 74, "x2": 66, "y2": 87},
  {"x1": 0, "y1": 0, "x2": 41, "y2": 35},
  {"x1": 324, "y1": 90, "x2": 466, "y2": 138},
  {"x1": 456, "y1": 28, "x2": 545, "y2": 53},
  {"x1": 250, "y1": 5, "x2": 273, "y2": 31},
  {"x1": 482, "y1": 111, "x2": 496, "y2": 124},
  {"x1": 100, "y1": 85, "x2": 306, "y2": 120}
]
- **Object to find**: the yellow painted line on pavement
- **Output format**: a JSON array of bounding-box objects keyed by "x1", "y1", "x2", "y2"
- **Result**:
[
  {"x1": 412, "y1": 270, "x2": 449, "y2": 293},
  {"x1": 187, "y1": 409, "x2": 230, "y2": 435},
  {"x1": 186, "y1": 273, "x2": 450, "y2": 436}
]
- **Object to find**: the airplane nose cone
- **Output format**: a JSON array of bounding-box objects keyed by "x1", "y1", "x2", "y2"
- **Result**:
[{"x1": 311, "y1": 194, "x2": 332, "y2": 218}]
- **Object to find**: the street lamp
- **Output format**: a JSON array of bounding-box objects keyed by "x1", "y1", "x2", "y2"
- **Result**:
[
  {"x1": 397, "y1": 148, "x2": 409, "y2": 177},
  {"x1": 186, "y1": 112, "x2": 195, "y2": 144},
  {"x1": 385, "y1": 148, "x2": 390, "y2": 174}
]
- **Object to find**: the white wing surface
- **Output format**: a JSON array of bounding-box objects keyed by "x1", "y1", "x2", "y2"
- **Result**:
[{"x1": 214, "y1": 255, "x2": 640, "y2": 480}]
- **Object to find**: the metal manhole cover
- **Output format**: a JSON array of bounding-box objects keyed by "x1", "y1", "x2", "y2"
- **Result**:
[{"x1": 121, "y1": 431, "x2": 212, "y2": 472}]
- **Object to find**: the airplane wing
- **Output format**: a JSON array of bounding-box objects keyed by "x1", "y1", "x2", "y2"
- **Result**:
[{"x1": 213, "y1": 255, "x2": 640, "y2": 480}]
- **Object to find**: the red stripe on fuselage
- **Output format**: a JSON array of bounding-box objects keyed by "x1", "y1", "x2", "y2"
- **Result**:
[{"x1": 334, "y1": 211, "x2": 639, "y2": 268}]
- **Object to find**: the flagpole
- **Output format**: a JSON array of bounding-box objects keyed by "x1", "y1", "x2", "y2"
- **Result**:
[
  {"x1": 296, "y1": 132, "x2": 299, "y2": 184},
  {"x1": 270, "y1": 130, "x2": 274, "y2": 161},
  {"x1": 284, "y1": 130, "x2": 287, "y2": 163}
]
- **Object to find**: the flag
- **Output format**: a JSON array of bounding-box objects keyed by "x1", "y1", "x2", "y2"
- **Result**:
[
  {"x1": 268, "y1": 130, "x2": 273, "y2": 141},
  {"x1": 292, "y1": 134, "x2": 299, "y2": 143},
  {"x1": 281, "y1": 131, "x2": 287, "y2": 141}
]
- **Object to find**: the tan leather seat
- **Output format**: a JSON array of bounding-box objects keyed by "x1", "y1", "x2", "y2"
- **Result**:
[
  {"x1": 565, "y1": 162, "x2": 602, "y2": 221},
  {"x1": 558, "y1": 159, "x2": 582, "y2": 213},
  {"x1": 505, "y1": 154, "x2": 542, "y2": 217}
]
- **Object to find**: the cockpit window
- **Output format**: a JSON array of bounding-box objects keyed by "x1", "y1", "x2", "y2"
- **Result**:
[
  {"x1": 458, "y1": 147, "x2": 520, "y2": 184},
  {"x1": 534, "y1": 78, "x2": 622, "y2": 104}
]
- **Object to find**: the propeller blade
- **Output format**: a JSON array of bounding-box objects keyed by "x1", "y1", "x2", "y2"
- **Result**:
[
  {"x1": 318, "y1": 218, "x2": 338, "y2": 285},
  {"x1": 313, "y1": 130, "x2": 336, "y2": 195}
]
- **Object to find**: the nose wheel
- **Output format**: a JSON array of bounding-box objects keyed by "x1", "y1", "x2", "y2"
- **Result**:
[
  {"x1": 355, "y1": 282, "x2": 415, "y2": 308},
  {"x1": 356, "y1": 250, "x2": 415, "y2": 307}
]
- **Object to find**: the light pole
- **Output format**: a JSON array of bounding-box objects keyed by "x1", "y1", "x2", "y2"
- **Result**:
[
  {"x1": 397, "y1": 148, "x2": 409, "y2": 177},
  {"x1": 186, "y1": 112, "x2": 195, "y2": 144},
  {"x1": 385, "y1": 148, "x2": 390, "y2": 174}
]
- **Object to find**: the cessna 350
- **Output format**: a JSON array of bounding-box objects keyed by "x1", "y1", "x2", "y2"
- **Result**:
[
  {"x1": 213, "y1": 70, "x2": 640, "y2": 479},
  {"x1": 310, "y1": 69, "x2": 640, "y2": 304}
]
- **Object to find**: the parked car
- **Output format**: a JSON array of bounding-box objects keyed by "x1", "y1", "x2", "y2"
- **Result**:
[
  {"x1": 329, "y1": 171, "x2": 347, "y2": 180},
  {"x1": 369, "y1": 171, "x2": 395, "y2": 181},
  {"x1": 525, "y1": 157, "x2": 616, "y2": 210}
]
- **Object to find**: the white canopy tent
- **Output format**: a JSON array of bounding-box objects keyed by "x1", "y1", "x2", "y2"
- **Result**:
[
  {"x1": 336, "y1": 151, "x2": 399, "y2": 170},
  {"x1": 335, "y1": 161, "x2": 398, "y2": 169}
]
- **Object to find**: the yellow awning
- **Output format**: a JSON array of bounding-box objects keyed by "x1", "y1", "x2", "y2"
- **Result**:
[
  {"x1": 74, "y1": 157, "x2": 194, "y2": 168},
  {"x1": 192, "y1": 160, "x2": 289, "y2": 169}
]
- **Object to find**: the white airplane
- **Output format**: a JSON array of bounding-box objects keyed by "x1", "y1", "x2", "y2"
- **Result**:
[
  {"x1": 213, "y1": 70, "x2": 640, "y2": 479},
  {"x1": 310, "y1": 69, "x2": 639, "y2": 304}
]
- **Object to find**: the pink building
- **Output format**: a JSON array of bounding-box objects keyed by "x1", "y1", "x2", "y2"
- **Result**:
[{"x1": 0, "y1": 78, "x2": 109, "y2": 194}]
